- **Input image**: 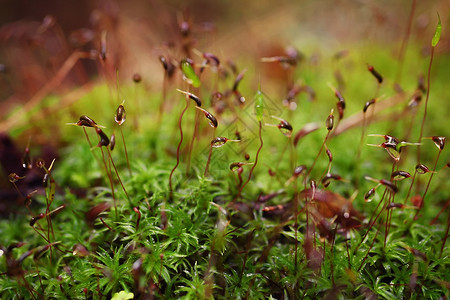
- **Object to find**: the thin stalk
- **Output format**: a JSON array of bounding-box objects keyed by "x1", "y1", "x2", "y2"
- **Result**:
[
  {"x1": 355, "y1": 113, "x2": 367, "y2": 188},
  {"x1": 293, "y1": 186, "x2": 300, "y2": 277},
  {"x1": 186, "y1": 109, "x2": 200, "y2": 176},
  {"x1": 385, "y1": 192, "x2": 394, "y2": 248},
  {"x1": 417, "y1": 46, "x2": 435, "y2": 163},
  {"x1": 306, "y1": 131, "x2": 330, "y2": 181},
  {"x1": 237, "y1": 121, "x2": 263, "y2": 198},
  {"x1": 169, "y1": 100, "x2": 189, "y2": 199},
  {"x1": 440, "y1": 209, "x2": 450, "y2": 258},
  {"x1": 119, "y1": 126, "x2": 132, "y2": 177},
  {"x1": 414, "y1": 149, "x2": 441, "y2": 220},
  {"x1": 204, "y1": 124, "x2": 216, "y2": 178},
  {"x1": 385, "y1": 162, "x2": 398, "y2": 248},
  {"x1": 100, "y1": 147, "x2": 117, "y2": 218},
  {"x1": 355, "y1": 188, "x2": 388, "y2": 253},
  {"x1": 404, "y1": 170, "x2": 417, "y2": 204},
  {"x1": 330, "y1": 224, "x2": 337, "y2": 286},
  {"x1": 395, "y1": 0, "x2": 416, "y2": 84},
  {"x1": 204, "y1": 144, "x2": 213, "y2": 177},
  {"x1": 430, "y1": 199, "x2": 450, "y2": 225},
  {"x1": 345, "y1": 240, "x2": 351, "y2": 269},
  {"x1": 106, "y1": 148, "x2": 131, "y2": 206},
  {"x1": 83, "y1": 127, "x2": 103, "y2": 169}
]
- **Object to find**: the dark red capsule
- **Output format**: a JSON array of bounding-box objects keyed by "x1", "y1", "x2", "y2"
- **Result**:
[
  {"x1": 326, "y1": 113, "x2": 334, "y2": 131},
  {"x1": 380, "y1": 179, "x2": 398, "y2": 193},
  {"x1": 387, "y1": 203, "x2": 405, "y2": 209},
  {"x1": 203, "y1": 53, "x2": 220, "y2": 67},
  {"x1": 8, "y1": 173, "x2": 24, "y2": 183},
  {"x1": 30, "y1": 213, "x2": 45, "y2": 226},
  {"x1": 326, "y1": 149, "x2": 333, "y2": 162},
  {"x1": 368, "y1": 65, "x2": 383, "y2": 84},
  {"x1": 96, "y1": 128, "x2": 110, "y2": 147},
  {"x1": 195, "y1": 107, "x2": 217, "y2": 128},
  {"x1": 364, "y1": 188, "x2": 375, "y2": 201},
  {"x1": 35, "y1": 158, "x2": 45, "y2": 169},
  {"x1": 77, "y1": 115, "x2": 98, "y2": 127},
  {"x1": 22, "y1": 147, "x2": 32, "y2": 170},
  {"x1": 233, "y1": 71, "x2": 245, "y2": 92},
  {"x1": 416, "y1": 164, "x2": 431, "y2": 174},
  {"x1": 230, "y1": 162, "x2": 242, "y2": 171},
  {"x1": 115, "y1": 104, "x2": 126, "y2": 125},
  {"x1": 132, "y1": 73, "x2": 142, "y2": 83},
  {"x1": 159, "y1": 56, "x2": 175, "y2": 78},
  {"x1": 293, "y1": 165, "x2": 307, "y2": 177},
  {"x1": 211, "y1": 137, "x2": 227, "y2": 148},
  {"x1": 278, "y1": 120, "x2": 293, "y2": 137},
  {"x1": 110, "y1": 134, "x2": 116, "y2": 151},
  {"x1": 431, "y1": 136, "x2": 445, "y2": 150},
  {"x1": 321, "y1": 173, "x2": 342, "y2": 188},
  {"x1": 392, "y1": 170, "x2": 411, "y2": 180},
  {"x1": 178, "y1": 89, "x2": 202, "y2": 106},
  {"x1": 363, "y1": 99, "x2": 376, "y2": 113},
  {"x1": 336, "y1": 100, "x2": 345, "y2": 120}
]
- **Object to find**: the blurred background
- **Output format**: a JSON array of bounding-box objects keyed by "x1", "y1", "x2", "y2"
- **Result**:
[
  {"x1": 0, "y1": 0, "x2": 448, "y2": 108},
  {"x1": 0, "y1": 0, "x2": 448, "y2": 213}
]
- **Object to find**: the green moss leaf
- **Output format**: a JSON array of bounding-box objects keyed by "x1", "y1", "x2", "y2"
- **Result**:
[{"x1": 111, "y1": 290, "x2": 134, "y2": 300}]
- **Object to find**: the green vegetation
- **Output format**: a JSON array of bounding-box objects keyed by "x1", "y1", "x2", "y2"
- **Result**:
[{"x1": 0, "y1": 4, "x2": 449, "y2": 300}]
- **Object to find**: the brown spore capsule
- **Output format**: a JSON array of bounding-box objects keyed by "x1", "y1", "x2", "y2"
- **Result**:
[
  {"x1": 367, "y1": 64, "x2": 383, "y2": 84},
  {"x1": 132, "y1": 73, "x2": 142, "y2": 83},
  {"x1": 110, "y1": 134, "x2": 116, "y2": 151},
  {"x1": 431, "y1": 136, "x2": 445, "y2": 150},
  {"x1": 392, "y1": 170, "x2": 411, "y2": 180},
  {"x1": 326, "y1": 113, "x2": 334, "y2": 131},
  {"x1": 203, "y1": 52, "x2": 220, "y2": 67},
  {"x1": 96, "y1": 128, "x2": 110, "y2": 147},
  {"x1": 321, "y1": 173, "x2": 342, "y2": 188},
  {"x1": 159, "y1": 56, "x2": 175, "y2": 78},
  {"x1": 336, "y1": 100, "x2": 345, "y2": 120},
  {"x1": 8, "y1": 173, "x2": 24, "y2": 183},
  {"x1": 22, "y1": 147, "x2": 32, "y2": 170},
  {"x1": 233, "y1": 71, "x2": 245, "y2": 92},
  {"x1": 177, "y1": 89, "x2": 202, "y2": 106},
  {"x1": 195, "y1": 107, "x2": 218, "y2": 128},
  {"x1": 380, "y1": 179, "x2": 398, "y2": 193},
  {"x1": 77, "y1": 115, "x2": 98, "y2": 127},
  {"x1": 278, "y1": 120, "x2": 293, "y2": 137},
  {"x1": 115, "y1": 104, "x2": 126, "y2": 125},
  {"x1": 326, "y1": 149, "x2": 333, "y2": 162},
  {"x1": 415, "y1": 164, "x2": 431, "y2": 174},
  {"x1": 364, "y1": 188, "x2": 375, "y2": 202},
  {"x1": 211, "y1": 137, "x2": 227, "y2": 148},
  {"x1": 30, "y1": 213, "x2": 45, "y2": 226},
  {"x1": 35, "y1": 158, "x2": 45, "y2": 169},
  {"x1": 363, "y1": 99, "x2": 376, "y2": 113},
  {"x1": 294, "y1": 165, "x2": 307, "y2": 177},
  {"x1": 387, "y1": 203, "x2": 405, "y2": 209},
  {"x1": 230, "y1": 162, "x2": 242, "y2": 171}
]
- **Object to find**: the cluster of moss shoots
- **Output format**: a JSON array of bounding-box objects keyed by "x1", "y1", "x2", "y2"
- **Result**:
[{"x1": 1, "y1": 10, "x2": 449, "y2": 300}]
